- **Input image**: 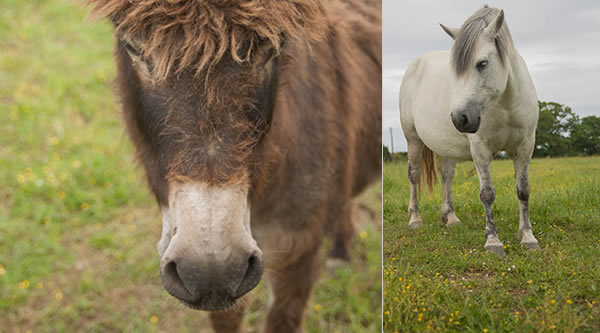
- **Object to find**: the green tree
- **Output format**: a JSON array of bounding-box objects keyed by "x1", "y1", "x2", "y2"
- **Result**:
[
  {"x1": 571, "y1": 115, "x2": 600, "y2": 155},
  {"x1": 534, "y1": 101, "x2": 579, "y2": 157}
]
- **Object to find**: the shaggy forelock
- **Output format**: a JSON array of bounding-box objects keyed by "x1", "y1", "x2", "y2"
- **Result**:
[
  {"x1": 451, "y1": 5, "x2": 513, "y2": 76},
  {"x1": 87, "y1": 0, "x2": 327, "y2": 81}
]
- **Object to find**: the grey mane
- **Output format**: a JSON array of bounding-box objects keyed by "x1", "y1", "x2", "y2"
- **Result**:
[{"x1": 451, "y1": 5, "x2": 514, "y2": 75}]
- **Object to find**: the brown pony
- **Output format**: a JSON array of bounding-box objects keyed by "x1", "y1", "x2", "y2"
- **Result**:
[{"x1": 87, "y1": 0, "x2": 381, "y2": 331}]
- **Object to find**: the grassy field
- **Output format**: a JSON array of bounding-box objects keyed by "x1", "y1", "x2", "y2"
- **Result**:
[
  {"x1": 383, "y1": 157, "x2": 600, "y2": 332},
  {"x1": 0, "y1": 0, "x2": 382, "y2": 331}
]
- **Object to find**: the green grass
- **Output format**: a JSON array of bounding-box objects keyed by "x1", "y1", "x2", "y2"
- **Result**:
[
  {"x1": 0, "y1": 0, "x2": 381, "y2": 331},
  {"x1": 383, "y1": 157, "x2": 600, "y2": 332}
]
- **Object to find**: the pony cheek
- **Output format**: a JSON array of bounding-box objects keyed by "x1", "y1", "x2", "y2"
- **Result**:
[{"x1": 485, "y1": 69, "x2": 507, "y2": 96}]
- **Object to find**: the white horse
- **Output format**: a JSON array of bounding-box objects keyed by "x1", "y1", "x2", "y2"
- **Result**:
[{"x1": 399, "y1": 6, "x2": 540, "y2": 256}]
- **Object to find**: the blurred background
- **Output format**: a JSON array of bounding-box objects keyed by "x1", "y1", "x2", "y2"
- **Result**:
[{"x1": 0, "y1": 0, "x2": 382, "y2": 331}]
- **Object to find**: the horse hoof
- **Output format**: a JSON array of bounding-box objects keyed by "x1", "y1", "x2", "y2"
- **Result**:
[
  {"x1": 485, "y1": 244, "x2": 506, "y2": 257},
  {"x1": 443, "y1": 212, "x2": 461, "y2": 228},
  {"x1": 445, "y1": 219, "x2": 461, "y2": 228},
  {"x1": 408, "y1": 220, "x2": 423, "y2": 229},
  {"x1": 484, "y1": 239, "x2": 506, "y2": 257},
  {"x1": 521, "y1": 241, "x2": 540, "y2": 251}
]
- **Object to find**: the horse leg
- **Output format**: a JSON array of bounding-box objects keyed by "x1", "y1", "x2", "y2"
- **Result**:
[
  {"x1": 440, "y1": 158, "x2": 461, "y2": 227},
  {"x1": 263, "y1": 242, "x2": 320, "y2": 333},
  {"x1": 407, "y1": 139, "x2": 425, "y2": 229},
  {"x1": 471, "y1": 146, "x2": 505, "y2": 256},
  {"x1": 513, "y1": 152, "x2": 540, "y2": 250},
  {"x1": 210, "y1": 300, "x2": 247, "y2": 333},
  {"x1": 327, "y1": 201, "x2": 353, "y2": 262}
]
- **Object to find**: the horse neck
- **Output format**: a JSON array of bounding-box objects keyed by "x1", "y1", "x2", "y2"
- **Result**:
[{"x1": 501, "y1": 48, "x2": 537, "y2": 109}]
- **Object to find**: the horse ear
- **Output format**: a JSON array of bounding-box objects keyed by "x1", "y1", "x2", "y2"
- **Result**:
[
  {"x1": 440, "y1": 24, "x2": 459, "y2": 40},
  {"x1": 484, "y1": 9, "x2": 504, "y2": 39}
]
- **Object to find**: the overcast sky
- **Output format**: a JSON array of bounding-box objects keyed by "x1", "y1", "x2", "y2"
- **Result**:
[{"x1": 383, "y1": 0, "x2": 600, "y2": 152}]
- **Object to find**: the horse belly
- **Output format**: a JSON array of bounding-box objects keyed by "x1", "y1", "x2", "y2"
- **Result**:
[
  {"x1": 417, "y1": 126, "x2": 472, "y2": 160},
  {"x1": 412, "y1": 100, "x2": 472, "y2": 160},
  {"x1": 403, "y1": 51, "x2": 472, "y2": 160}
]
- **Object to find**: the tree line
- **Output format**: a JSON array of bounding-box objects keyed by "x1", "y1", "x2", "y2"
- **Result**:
[
  {"x1": 383, "y1": 101, "x2": 600, "y2": 161},
  {"x1": 534, "y1": 101, "x2": 600, "y2": 157}
]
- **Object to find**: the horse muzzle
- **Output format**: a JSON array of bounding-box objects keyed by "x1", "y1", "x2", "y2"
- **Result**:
[
  {"x1": 451, "y1": 107, "x2": 481, "y2": 133},
  {"x1": 160, "y1": 245, "x2": 263, "y2": 311},
  {"x1": 158, "y1": 182, "x2": 263, "y2": 311}
]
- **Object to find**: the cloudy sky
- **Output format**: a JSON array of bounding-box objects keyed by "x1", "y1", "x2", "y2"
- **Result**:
[{"x1": 383, "y1": 0, "x2": 600, "y2": 152}]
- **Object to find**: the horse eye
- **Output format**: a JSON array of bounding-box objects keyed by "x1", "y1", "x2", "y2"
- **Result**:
[
  {"x1": 123, "y1": 41, "x2": 154, "y2": 72},
  {"x1": 124, "y1": 42, "x2": 141, "y2": 57},
  {"x1": 476, "y1": 60, "x2": 488, "y2": 72}
]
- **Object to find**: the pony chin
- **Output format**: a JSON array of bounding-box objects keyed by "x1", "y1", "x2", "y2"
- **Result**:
[{"x1": 177, "y1": 295, "x2": 240, "y2": 312}]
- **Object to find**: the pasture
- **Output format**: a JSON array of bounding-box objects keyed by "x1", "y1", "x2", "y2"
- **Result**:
[
  {"x1": 383, "y1": 157, "x2": 600, "y2": 332},
  {"x1": 0, "y1": 0, "x2": 381, "y2": 331}
]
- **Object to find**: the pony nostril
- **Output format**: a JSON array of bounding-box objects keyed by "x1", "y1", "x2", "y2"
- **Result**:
[
  {"x1": 234, "y1": 254, "x2": 263, "y2": 298},
  {"x1": 461, "y1": 114, "x2": 469, "y2": 127},
  {"x1": 164, "y1": 260, "x2": 186, "y2": 292}
]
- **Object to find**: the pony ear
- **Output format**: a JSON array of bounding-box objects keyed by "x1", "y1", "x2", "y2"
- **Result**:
[
  {"x1": 484, "y1": 9, "x2": 504, "y2": 39},
  {"x1": 440, "y1": 24, "x2": 459, "y2": 40}
]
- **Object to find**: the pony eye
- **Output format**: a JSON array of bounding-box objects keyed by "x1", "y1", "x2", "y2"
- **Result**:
[
  {"x1": 124, "y1": 42, "x2": 141, "y2": 57},
  {"x1": 123, "y1": 41, "x2": 154, "y2": 72},
  {"x1": 476, "y1": 60, "x2": 488, "y2": 72}
]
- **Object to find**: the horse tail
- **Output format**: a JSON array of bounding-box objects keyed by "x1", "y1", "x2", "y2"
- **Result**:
[{"x1": 419, "y1": 146, "x2": 438, "y2": 194}]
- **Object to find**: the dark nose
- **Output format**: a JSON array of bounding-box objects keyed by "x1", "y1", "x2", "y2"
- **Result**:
[
  {"x1": 160, "y1": 250, "x2": 263, "y2": 310},
  {"x1": 451, "y1": 111, "x2": 481, "y2": 133}
]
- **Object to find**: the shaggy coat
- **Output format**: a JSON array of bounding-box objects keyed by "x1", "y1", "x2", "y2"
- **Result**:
[{"x1": 88, "y1": 0, "x2": 381, "y2": 331}]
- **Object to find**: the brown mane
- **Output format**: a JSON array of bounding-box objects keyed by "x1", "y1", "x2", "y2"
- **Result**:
[{"x1": 87, "y1": 0, "x2": 328, "y2": 80}]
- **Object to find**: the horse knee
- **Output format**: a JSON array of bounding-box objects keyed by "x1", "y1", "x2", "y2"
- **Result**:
[
  {"x1": 480, "y1": 186, "x2": 495, "y2": 206},
  {"x1": 408, "y1": 163, "x2": 420, "y2": 184}
]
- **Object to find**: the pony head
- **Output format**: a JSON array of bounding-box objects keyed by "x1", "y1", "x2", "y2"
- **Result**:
[
  {"x1": 441, "y1": 6, "x2": 512, "y2": 133},
  {"x1": 88, "y1": 0, "x2": 326, "y2": 311}
]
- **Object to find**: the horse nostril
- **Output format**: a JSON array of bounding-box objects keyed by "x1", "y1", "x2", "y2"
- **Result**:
[
  {"x1": 234, "y1": 254, "x2": 263, "y2": 298},
  {"x1": 461, "y1": 114, "x2": 469, "y2": 127},
  {"x1": 164, "y1": 260, "x2": 186, "y2": 292}
]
